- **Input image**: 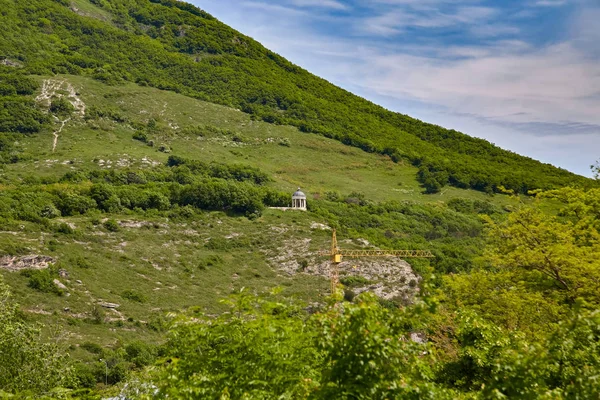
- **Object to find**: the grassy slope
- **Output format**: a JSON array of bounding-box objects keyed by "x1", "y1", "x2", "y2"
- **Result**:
[
  {"x1": 7, "y1": 75, "x2": 515, "y2": 205},
  {"x1": 0, "y1": 75, "x2": 519, "y2": 353}
]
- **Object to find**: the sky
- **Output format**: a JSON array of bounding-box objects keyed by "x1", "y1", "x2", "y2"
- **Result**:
[{"x1": 193, "y1": 0, "x2": 600, "y2": 177}]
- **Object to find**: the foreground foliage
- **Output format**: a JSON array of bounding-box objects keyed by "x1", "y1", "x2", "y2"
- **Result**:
[
  {"x1": 129, "y1": 291, "x2": 453, "y2": 400},
  {"x1": 1, "y1": 187, "x2": 600, "y2": 398},
  {"x1": 0, "y1": 278, "x2": 74, "y2": 395},
  {"x1": 126, "y1": 290, "x2": 600, "y2": 399}
]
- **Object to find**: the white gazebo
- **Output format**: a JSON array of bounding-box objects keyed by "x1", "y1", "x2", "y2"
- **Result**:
[{"x1": 292, "y1": 188, "x2": 307, "y2": 210}]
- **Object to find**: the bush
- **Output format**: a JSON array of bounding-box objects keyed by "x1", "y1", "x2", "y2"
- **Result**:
[
  {"x1": 0, "y1": 99, "x2": 49, "y2": 133},
  {"x1": 40, "y1": 204, "x2": 61, "y2": 218},
  {"x1": 91, "y1": 306, "x2": 104, "y2": 325},
  {"x1": 103, "y1": 219, "x2": 119, "y2": 232},
  {"x1": 55, "y1": 222, "x2": 74, "y2": 234},
  {"x1": 343, "y1": 288, "x2": 356, "y2": 302},
  {"x1": 197, "y1": 255, "x2": 223, "y2": 270},
  {"x1": 90, "y1": 184, "x2": 117, "y2": 211},
  {"x1": 71, "y1": 256, "x2": 92, "y2": 269},
  {"x1": 125, "y1": 341, "x2": 157, "y2": 368},
  {"x1": 340, "y1": 275, "x2": 371, "y2": 287},
  {"x1": 81, "y1": 341, "x2": 104, "y2": 355},
  {"x1": 73, "y1": 363, "x2": 97, "y2": 389},
  {"x1": 0, "y1": 278, "x2": 75, "y2": 394},
  {"x1": 298, "y1": 259, "x2": 309, "y2": 271},
  {"x1": 21, "y1": 268, "x2": 62, "y2": 295},
  {"x1": 122, "y1": 289, "x2": 146, "y2": 303},
  {"x1": 133, "y1": 131, "x2": 148, "y2": 143},
  {"x1": 55, "y1": 192, "x2": 97, "y2": 216},
  {"x1": 49, "y1": 97, "x2": 74, "y2": 117}
]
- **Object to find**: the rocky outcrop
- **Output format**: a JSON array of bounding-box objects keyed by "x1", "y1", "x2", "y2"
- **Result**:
[{"x1": 0, "y1": 255, "x2": 54, "y2": 272}]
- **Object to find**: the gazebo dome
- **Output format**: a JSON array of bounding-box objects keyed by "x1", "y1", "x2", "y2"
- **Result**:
[
  {"x1": 291, "y1": 188, "x2": 307, "y2": 210},
  {"x1": 292, "y1": 188, "x2": 306, "y2": 198}
]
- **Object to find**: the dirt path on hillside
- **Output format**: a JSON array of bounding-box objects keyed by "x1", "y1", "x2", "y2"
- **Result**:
[
  {"x1": 36, "y1": 79, "x2": 86, "y2": 152},
  {"x1": 52, "y1": 117, "x2": 71, "y2": 152}
]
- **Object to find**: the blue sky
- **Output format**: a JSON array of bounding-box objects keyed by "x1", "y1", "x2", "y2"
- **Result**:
[{"x1": 193, "y1": 0, "x2": 600, "y2": 177}]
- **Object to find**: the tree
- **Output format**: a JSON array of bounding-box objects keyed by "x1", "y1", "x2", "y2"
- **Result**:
[
  {"x1": 0, "y1": 277, "x2": 75, "y2": 394},
  {"x1": 49, "y1": 97, "x2": 75, "y2": 117},
  {"x1": 481, "y1": 188, "x2": 600, "y2": 306},
  {"x1": 593, "y1": 160, "x2": 599, "y2": 179}
]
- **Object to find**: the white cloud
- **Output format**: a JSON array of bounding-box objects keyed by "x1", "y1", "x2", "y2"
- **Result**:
[
  {"x1": 362, "y1": 41, "x2": 600, "y2": 128},
  {"x1": 289, "y1": 0, "x2": 348, "y2": 10},
  {"x1": 535, "y1": 0, "x2": 568, "y2": 6},
  {"x1": 360, "y1": 6, "x2": 498, "y2": 36},
  {"x1": 239, "y1": 1, "x2": 306, "y2": 16}
]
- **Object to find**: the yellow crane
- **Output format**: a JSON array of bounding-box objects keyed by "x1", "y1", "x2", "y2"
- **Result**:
[{"x1": 318, "y1": 229, "x2": 435, "y2": 294}]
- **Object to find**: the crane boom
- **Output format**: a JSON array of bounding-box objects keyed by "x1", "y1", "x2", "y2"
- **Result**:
[
  {"x1": 318, "y1": 249, "x2": 434, "y2": 259},
  {"x1": 319, "y1": 229, "x2": 434, "y2": 294}
]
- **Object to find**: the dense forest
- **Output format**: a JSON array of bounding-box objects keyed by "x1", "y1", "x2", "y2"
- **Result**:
[{"x1": 0, "y1": 0, "x2": 595, "y2": 194}]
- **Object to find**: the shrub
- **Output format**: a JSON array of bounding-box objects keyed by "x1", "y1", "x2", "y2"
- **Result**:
[
  {"x1": 133, "y1": 131, "x2": 148, "y2": 143},
  {"x1": 55, "y1": 222, "x2": 74, "y2": 234},
  {"x1": 343, "y1": 288, "x2": 356, "y2": 302},
  {"x1": 340, "y1": 275, "x2": 371, "y2": 287},
  {"x1": 81, "y1": 341, "x2": 104, "y2": 355},
  {"x1": 21, "y1": 268, "x2": 62, "y2": 295},
  {"x1": 197, "y1": 255, "x2": 223, "y2": 270},
  {"x1": 122, "y1": 289, "x2": 147, "y2": 303},
  {"x1": 55, "y1": 192, "x2": 97, "y2": 216},
  {"x1": 90, "y1": 184, "x2": 117, "y2": 211},
  {"x1": 49, "y1": 97, "x2": 74, "y2": 117},
  {"x1": 0, "y1": 278, "x2": 74, "y2": 393},
  {"x1": 125, "y1": 341, "x2": 157, "y2": 368},
  {"x1": 91, "y1": 306, "x2": 104, "y2": 324},
  {"x1": 298, "y1": 259, "x2": 309, "y2": 271},
  {"x1": 73, "y1": 363, "x2": 97, "y2": 389},
  {"x1": 103, "y1": 219, "x2": 119, "y2": 232},
  {"x1": 40, "y1": 204, "x2": 61, "y2": 218},
  {"x1": 71, "y1": 255, "x2": 92, "y2": 269}
]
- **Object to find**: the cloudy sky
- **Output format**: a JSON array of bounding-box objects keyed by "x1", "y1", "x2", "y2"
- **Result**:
[{"x1": 193, "y1": 0, "x2": 600, "y2": 177}]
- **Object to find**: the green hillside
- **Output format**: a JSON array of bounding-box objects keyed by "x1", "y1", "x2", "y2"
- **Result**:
[
  {"x1": 0, "y1": 71, "x2": 508, "y2": 394},
  {"x1": 0, "y1": 0, "x2": 594, "y2": 195},
  {"x1": 0, "y1": 0, "x2": 599, "y2": 398}
]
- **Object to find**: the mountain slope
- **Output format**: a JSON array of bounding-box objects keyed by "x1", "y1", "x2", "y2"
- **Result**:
[
  {"x1": 0, "y1": 0, "x2": 594, "y2": 195},
  {"x1": 2, "y1": 0, "x2": 598, "y2": 394},
  {"x1": 0, "y1": 72, "x2": 502, "y2": 385}
]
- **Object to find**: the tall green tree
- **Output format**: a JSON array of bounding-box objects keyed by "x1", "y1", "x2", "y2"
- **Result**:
[{"x1": 482, "y1": 188, "x2": 600, "y2": 306}]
